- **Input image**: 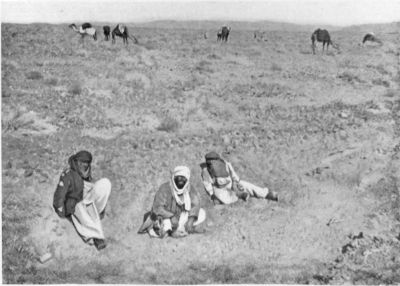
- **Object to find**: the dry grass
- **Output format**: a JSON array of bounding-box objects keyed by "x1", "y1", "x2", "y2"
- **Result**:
[
  {"x1": 68, "y1": 81, "x2": 83, "y2": 95},
  {"x1": 156, "y1": 115, "x2": 181, "y2": 132},
  {"x1": 25, "y1": 71, "x2": 43, "y2": 80},
  {"x1": 2, "y1": 21, "x2": 400, "y2": 284},
  {"x1": 44, "y1": 77, "x2": 58, "y2": 86}
]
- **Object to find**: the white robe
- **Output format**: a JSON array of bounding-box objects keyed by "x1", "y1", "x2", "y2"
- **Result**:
[{"x1": 71, "y1": 178, "x2": 111, "y2": 242}]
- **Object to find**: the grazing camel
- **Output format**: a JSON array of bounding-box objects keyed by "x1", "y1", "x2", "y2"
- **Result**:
[
  {"x1": 69, "y1": 23, "x2": 97, "y2": 43},
  {"x1": 112, "y1": 24, "x2": 138, "y2": 45},
  {"x1": 362, "y1": 32, "x2": 382, "y2": 45},
  {"x1": 311, "y1": 28, "x2": 339, "y2": 54},
  {"x1": 103, "y1": 26, "x2": 111, "y2": 41}
]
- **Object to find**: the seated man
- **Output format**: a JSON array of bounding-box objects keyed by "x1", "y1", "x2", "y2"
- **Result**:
[
  {"x1": 138, "y1": 166, "x2": 206, "y2": 238},
  {"x1": 200, "y1": 151, "x2": 278, "y2": 205},
  {"x1": 53, "y1": 150, "x2": 111, "y2": 250}
]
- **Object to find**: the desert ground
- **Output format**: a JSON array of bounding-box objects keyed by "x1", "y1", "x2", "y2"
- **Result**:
[{"x1": 2, "y1": 21, "x2": 400, "y2": 284}]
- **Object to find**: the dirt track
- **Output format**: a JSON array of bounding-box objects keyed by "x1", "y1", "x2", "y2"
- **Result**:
[{"x1": 2, "y1": 22, "x2": 400, "y2": 283}]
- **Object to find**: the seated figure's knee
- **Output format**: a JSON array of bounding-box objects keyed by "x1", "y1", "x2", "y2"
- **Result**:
[
  {"x1": 196, "y1": 208, "x2": 206, "y2": 225},
  {"x1": 95, "y1": 178, "x2": 111, "y2": 196}
]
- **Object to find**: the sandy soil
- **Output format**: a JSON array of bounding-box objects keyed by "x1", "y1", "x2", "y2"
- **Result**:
[{"x1": 2, "y1": 21, "x2": 400, "y2": 283}]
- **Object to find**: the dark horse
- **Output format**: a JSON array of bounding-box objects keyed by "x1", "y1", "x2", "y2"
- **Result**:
[
  {"x1": 103, "y1": 26, "x2": 110, "y2": 41},
  {"x1": 311, "y1": 28, "x2": 338, "y2": 54},
  {"x1": 112, "y1": 24, "x2": 138, "y2": 45}
]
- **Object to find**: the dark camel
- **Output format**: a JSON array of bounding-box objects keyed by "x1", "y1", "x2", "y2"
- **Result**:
[
  {"x1": 311, "y1": 28, "x2": 339, "y2": 54},
  {"x1": 103, "y1": 26, "x2": 110, "y2": 41},
  {"x1": 112, "y1": 24, "x2": 138, "y2": 45},
  {"x1": 220, "y1": 26, "x2": 231, "y2": 42}
]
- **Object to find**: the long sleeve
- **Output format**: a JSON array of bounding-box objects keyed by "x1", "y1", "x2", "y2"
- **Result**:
[
  {"x1": 188, "y1": 185, "x2": 201, "y2": 218},
  {"x1": 201, "y1": 167, "x2": 214, "y2": 196},
  {"x1": 226, "y1": 162, "x2": 240, "y2": 183},
  {"x1": 53, "y1": 171, "x2": 71, "y2": 216},
  {"x1": 152, "y1": 184, "x2": 175, "y2": 219}
]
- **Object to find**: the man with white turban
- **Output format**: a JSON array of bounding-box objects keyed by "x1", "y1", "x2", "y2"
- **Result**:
[{"x1": 138, "y1": 166, "x2": 206, "y2": 238}]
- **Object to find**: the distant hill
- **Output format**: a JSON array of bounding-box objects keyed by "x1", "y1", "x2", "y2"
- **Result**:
[
  {"x1": 341, "y1": 21, "x2": 400, "y2": 34},
  {"x1": 128, "y1": 20, "x2": 339, "y2": 32},
  {"x1": 124, "y1": 20, "x2": 399, "y2": 33},
  {"x1": 12, "y1": 20, "x2": 399, "y2": 34}
]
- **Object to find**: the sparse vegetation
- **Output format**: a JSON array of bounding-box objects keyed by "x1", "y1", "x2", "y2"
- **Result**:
[
  {"x1": 156, "y1": 115, "x2": 180, "y2": 132},
  {"x1": 372, "y1": 78, "x2": 390, "y2": 87},
  {"x1": 337, "y1": 70, "x2": 363, "y2": 83},
  {"x1": 382, "y1": 89, "x2": 396, "y2": 97},
  {"x1": 270, "y1": 62, "x2": 282, "y2": 72},
  {"x1": 68, "y1": 81, "x2": 83, "y2": 95},
  {"x1": 25, "y1": 71, "x2": 43, "y2": 80},
  {"x1": 45, "y1": 77, "x2": 58, "y2": 86},
  {"x1": 2, "y1": 22, "x2": 399, "y2": 284}
]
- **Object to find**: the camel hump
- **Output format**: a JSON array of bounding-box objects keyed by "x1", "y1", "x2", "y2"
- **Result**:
[
  {"x1": 81, "y1": 23, "x2": 92, "y2": 30},
  {"x1": 118, "y1": 24, "x2": 125, "y2": 34}
]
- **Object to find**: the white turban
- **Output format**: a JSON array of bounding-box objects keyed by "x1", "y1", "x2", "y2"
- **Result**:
[
  {"x1": 170, "y1": 166, "x2": 191, "y2": 210},
  {"x1": 172, "y1": 166, "x2": 190, "y2": 183}
]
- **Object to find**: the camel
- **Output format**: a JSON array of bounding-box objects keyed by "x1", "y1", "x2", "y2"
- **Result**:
[
  {"x1": 362, "y1": 32, "x2": 382, "y2": 45},
  {"x1": 219, "y1": 26, "x2": 231, "y2": 42},
  {"x1": 112, "y1": 24, "x2": 138, "y2": 45},
  {"x1": 103, "y1": 26, "x2": 111, "y2": 41},
  {"x1": 311, "y1": 28, "x2": 339, "y2": 54},
  {"x1": 69, "y1": 23, "x2": 97, "y2": 43}
]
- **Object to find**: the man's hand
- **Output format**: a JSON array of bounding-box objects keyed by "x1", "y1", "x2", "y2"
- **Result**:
[
  {"x1": 186, "y1": 216, "x2": 196, "y2": 233},
  {"x1": 171, "y1": 215, "x2": 179, "y2": 228},
  {"x1": 237, "y1": 181, "x2": 245, "y2": 192}
]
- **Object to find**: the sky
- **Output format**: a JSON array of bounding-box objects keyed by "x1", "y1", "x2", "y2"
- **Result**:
[{"x1": 1, "y1": 0, "x2": 400, "y2": 26}]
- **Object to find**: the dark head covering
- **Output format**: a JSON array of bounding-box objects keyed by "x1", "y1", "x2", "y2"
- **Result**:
[
  {"x1": 73, "y1": 150, "x2": 92, "y2": 163},
  {"x1": 68, "y1": 150, "x2": 92, "y2": 180},
  {"x1": 205, "y1": 151, "x2": 221, "y2": 161}
]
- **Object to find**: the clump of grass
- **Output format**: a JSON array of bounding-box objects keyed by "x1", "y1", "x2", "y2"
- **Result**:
[
  {"x1": 207, "y1": 53, "x2": 221, "y2": 60},
  {"x1": 258, "y1": 82, "x2": 288, "y2": 97},
  {"x1": 382, "y1": 89, "x2": 396, "y2": 98},
  {"x1": 68, "y1": 81, "x2": 83, "y2": 95},
  {"x1": 45, "y1": 77, "x2": 58, "y2": 86},
  {"x1": 337, "y1": 71, "x2": 362, "y2": 83},
  {"x1": 271, "y1": 63, "x2": 282, "y2": 72},
  {"x1": 374, "y1": 64, "x2": 390, "y2": 75},
  {"x1": 372, "y1": 78, "x2": 390, "y2": 87},
  {"x1": 195, "y1": 60, "x2": 213, "y2": 73},
  {"x1": 157, "y1": 116, "x2": 180, "y2": 132},
  {"x1": 25, "y1": 71, "x2": 43, "y2": 80}
]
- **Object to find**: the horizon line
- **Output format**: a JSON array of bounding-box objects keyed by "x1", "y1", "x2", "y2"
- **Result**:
[{"x1": 2, "y1": 18, "x2": 399, "y2": 28}]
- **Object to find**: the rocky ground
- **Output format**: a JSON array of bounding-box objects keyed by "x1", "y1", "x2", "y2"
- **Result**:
[{"x1": 2, "y1": 21, "x2": 400, "y2": 283}]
